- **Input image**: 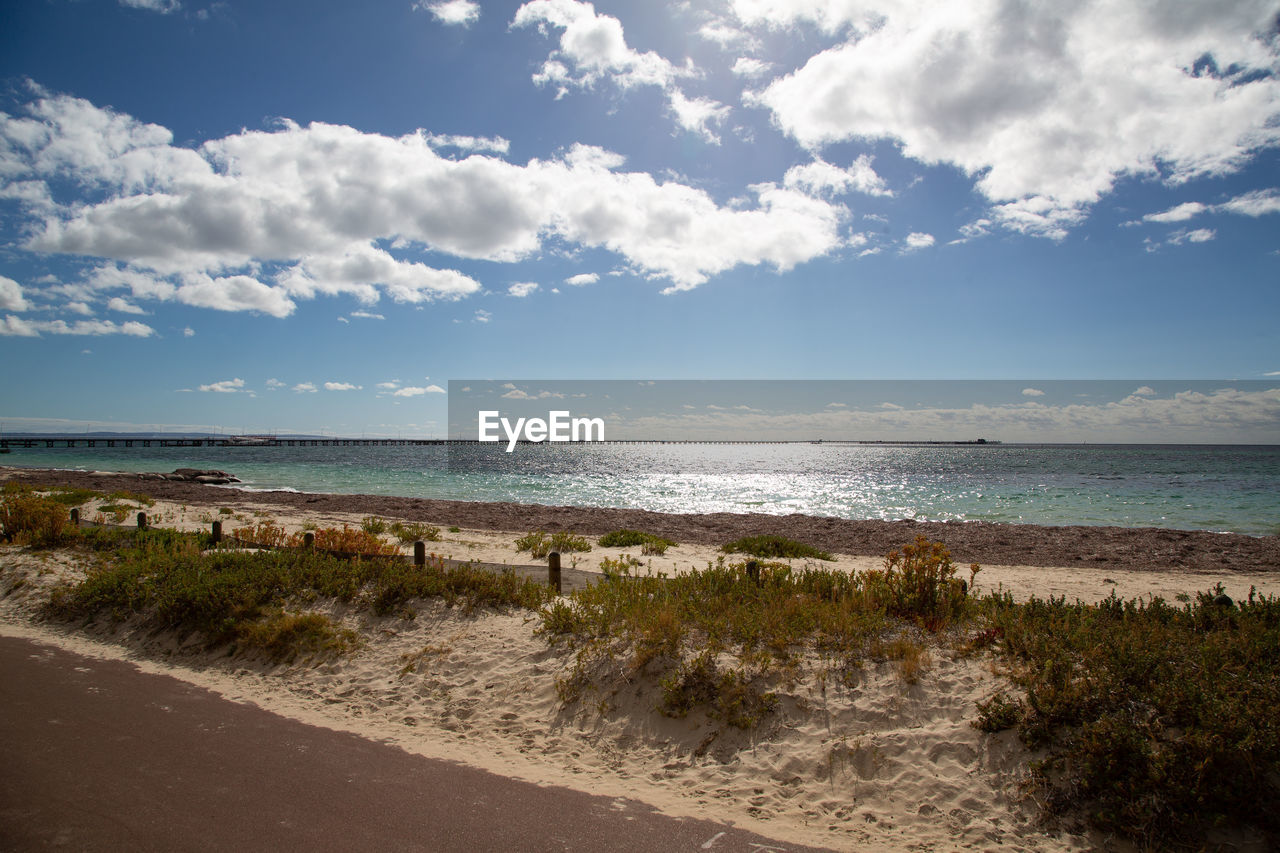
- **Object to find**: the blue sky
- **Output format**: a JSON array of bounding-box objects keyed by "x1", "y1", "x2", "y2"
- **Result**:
[{"x1": 1, "y1": 0, "x2": 1278, "y2": 438}]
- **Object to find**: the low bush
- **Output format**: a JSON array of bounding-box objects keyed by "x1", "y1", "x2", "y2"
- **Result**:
[
  {"x1": 598, "y1": 529, "x2": 676, "y2": 555},
  {"x1": 515, "y1": 530, "x2": 592, "y2": 559},
  {"x1": 983, "y1": 584, "x2": 1280, "y2": 847},
  {"x1": 0, "y1": 489, "x2": 74, "y2": 546},
  {"x1": 389, "y1": 521, "x2": 441, "y2": 543},
  {"x1": 721, "y1": 534, "x2": 833, "y2": 561}
]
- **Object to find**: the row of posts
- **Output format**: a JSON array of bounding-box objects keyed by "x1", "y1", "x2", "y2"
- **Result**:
[{"x1": 69, "y1": 509, "x2": 567, "y2": 594}]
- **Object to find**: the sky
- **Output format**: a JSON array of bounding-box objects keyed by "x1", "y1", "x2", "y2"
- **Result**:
[{"x1": 1, "y1": 0, "x2": 1278, "y2": 439}]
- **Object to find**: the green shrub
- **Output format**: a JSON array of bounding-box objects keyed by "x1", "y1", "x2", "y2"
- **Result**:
[
  {"x1": 515, "y1": 530, "x2": 592, "y2": 559},
  {"x1": 0, "y1": 490, "x2": 74, "y2": 546},
  {"x1": 360, "y1": 516, "x2": 388, "y2": 535},
  {"x1": 389, "y1": 521, "x2": 441, "y2": 543},
  {"x1": 861, "y1": 536, "x2": 976, "y2": 630},
  {"x1": 983, "y1": 584, "x2": 1280, "y2": 847},
  {"x1": 721, "y1": 534, "x2": 833, "y2": 561},
  {"x1": 598, "y1": 529, "x2": 676, "y2": 555}
]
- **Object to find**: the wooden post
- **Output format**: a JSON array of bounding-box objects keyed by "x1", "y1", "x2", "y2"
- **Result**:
[
  {"x1": 211, "y1": 520, "x2": 222, "y2": 544},
  {"x1": 414, "y1": 540, "x2": 426, "y2": 566},
  {"x1": 746, "y1": 560, "x2": 759, "y2": 585},
  {"x1": 137, "y1": 512, "x2": 147, "y2": 531},
  {"x1": 303, "y1": 531, "x2": 315, "y2": 551},
  {"x1": 69, "y1": 507, "x2": 79, "y2": 526},
  {"x1": 548, "y1": 551, "x2": 562, "y2": 595}
]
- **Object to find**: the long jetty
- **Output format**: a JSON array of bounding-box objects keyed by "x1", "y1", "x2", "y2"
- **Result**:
[{"x1": 1, "y1": 436, "x2": 1000, "y2": 449}]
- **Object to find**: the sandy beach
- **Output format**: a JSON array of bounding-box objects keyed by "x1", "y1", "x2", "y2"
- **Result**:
[{"x1": 3, "y1": 466, "x2": 1278, "y2": 851}]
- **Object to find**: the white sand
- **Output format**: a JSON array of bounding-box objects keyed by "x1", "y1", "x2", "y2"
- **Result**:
[{"x1": 4, "y1": 491, "x2": 1275, "y2": 850}]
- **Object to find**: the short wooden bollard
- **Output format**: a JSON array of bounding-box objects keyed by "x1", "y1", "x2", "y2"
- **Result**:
[
  {"x1": 548, "y1": 550, "x2": 562, "y2": 595},
  {"x1": 69, "y1": 507, "x2": 80, "y2": 526},
  {"x1": 211, "y1": 520, "x2": 222, "y2": 544},
  {"x1": 746, "y1": 559, "x2": 759, "y2": 584},
  {"x1": 303, "y1": 531, "x2": 315, "y2": 550},
  {"x1": 136, "y1": 512, "x2": 148, "y2": 531},
  {"x1": 414, "y1": 540, "x2": 426, "y2": 566}
]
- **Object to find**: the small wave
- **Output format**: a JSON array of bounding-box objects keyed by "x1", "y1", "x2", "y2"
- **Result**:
[{"x1": 218, "y1": 484, "x2": 302, "y2": 494}]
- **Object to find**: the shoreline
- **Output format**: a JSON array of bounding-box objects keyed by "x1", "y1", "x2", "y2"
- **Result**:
[{"x1": 6, "y1": 465, "x2": 1278, "y2": 575}]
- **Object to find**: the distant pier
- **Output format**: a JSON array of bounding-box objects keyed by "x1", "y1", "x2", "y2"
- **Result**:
[{"x1": 0, "y1": 437, "x2": 1001, "y2": 449}]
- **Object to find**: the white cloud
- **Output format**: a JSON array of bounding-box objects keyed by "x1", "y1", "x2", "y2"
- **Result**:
[
  {"x1": 668, "y1": 90, "x2": 731, "y2": 144},
  {"x1": 513, "y1": 0, "x2": 690, "y2": 93},
  {"x1": 423, "y1": 133, "x2": 509, "y2": 154},
  {"x1": 350, "y1": 310, "x2": 385, "y2": 319},
  {"x1": 107, "y1": 296, "x2": 146, "y2": 314},
  {"x1": 265, "y1": 378, "x2": 285, "y2": 388},
  {"x1": 902, "y1": 232, "x2": 935, "y2": 251},
  {"x1": 784, "y1": 155, "x2": 891, "y2": 198},
  {"x1": 1168, "y1": 227, "x2": 1216, "y2": 245},
  {"x1": 415, "y1": 0, "x2": 480, "y2": 27},
  {"x1": 337, "y1": 316, "x2": 350, "y2": 323},
  {"x1": 744, "y1": 0, "x2": 1280, "y2": 238},
  {"x1": 1022, "y1": 387, "x2": 1045, "y2": 397},
  {"x1": 2, "y1": 88, "x2": 853, "y2": 299},
  {"x1": 0, "y1": 316, "x2": 154, "y2": 337},
  {"x1": 0, "y1": 276, "x2": 29, "y2": 312},
  {"x1": 474, "y1": 308, "x2": 491, "y2": 323},
  {"x1": 119, "y1": 0, "x2": 180, "y2": 13},
  {"x1": 176, "y1": 273, "x2": 296, "y2": 317},
  {"x1": 698, "y1": 21, "x2": 759, "y2": 50},
  {"x1": 293, "y1": 382, "x2": 317, "y2": 393},
  {"x1": 182, "y1": 326, "x2": 195, "y2": 337},
  {"x1": 731, "y1": 56, "x2": 774, "y2": 78},
  {"x1": 508, "y1": 281, "x2": 539, "y2": 297},
  {"x1": 1219, "y1": 188, "x2": 1280, "y2": 218},
  {"x1": 393, "y1": 384, "x2": 446, "y2": 397},
  {"x1": 324, "y1": 381, "x2": 361, "y2": 391},
  {"x1": 565, "y1": 272, "x2": 599, "y2": 286},
  {"x1": 198, "y1": 378, "x2": 245, "y2": 393},
  {"x1": 1133, "y1": 386, "x2": 1158, "y2": 397},
  {"x1": 377, "y1": 381, "x2": 400, "y2": 390},
  {"x1": 1144, "y1": 202, "x2": 1208, "y2": 223},
  {"x1": 0, "y1": 315, "x2": 38, "y2": 336}
]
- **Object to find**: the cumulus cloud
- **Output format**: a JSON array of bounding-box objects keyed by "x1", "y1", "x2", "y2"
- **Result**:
[
  {"x1": 106, "y1": 296, "x2": 146, "y2": 314},
  {"x1": 513, "y1": 1, "x2": 721, "y2": 139},
  {"x1": 0, "y1": 276, "x2": 30, "y2": 311},
  {"x1": 565, "y1": 272, "x2": 598, "y2": 286},
  {"x1": 183, "y1": 326, "x2": 195, "y2": 337},
  {"x1": 743, "y1": 0, "x2": 1280, "y2": 238},
  {"x1": 198, "y1": 378, "x2": 244, "y2": 393},
  {"x1": 513, "y1": 0, "x2": 690, "y2": 92},
  {"x1": 0, "y1": 315, "x2": 154, "y2": 337},
  {"x1": 784, "y1": 155, "x2": 891, "y2": 198},
  {"x1": 393, "y1": 384, "x2": 446, "y2": 397},
  {"x1": 0, "y1": 88, "x2": 849, "y2": 301},
  {"x1": 1022, "y1": 387, "x2": 1045, "y2": 397},
  {"x1": 902, "y1": 232, "x2": 935, "y2": 251},
  {"x1": 474, "y1": 309, "x2": 491, "y2": 323},
  {"x1": 119, "y1": 0, "x2": 180, "y2": 13},
  {"x1": 415, "y1": 0, "x2": 480, "y2": 27},
  {"x1": 423, "y1": 133, "x2": 509, "y2": 154},
  {"x1": 508, "y1": 281, "x2": 539, "y2": 297},
  {"x1": 324, "y1": 381, "x2": 361, "y2": 391},
  {"x1": 350, "y1": 310, "x2": 385, "y2": 319},
  {"x1": 1168, "y1": 227, "x2": 1216, "y2": 245},
  {"x1": 668, "y1": 90, "x2": 731, "y2": 144},
  {"x1": 731, "y1": 56, "x2": 774, "y2": 78},
  {"x1": 1144, "y1": 202, "x2": 1209, "y2": 223},
  {"x1": 293, "y1": 382, "x2": 318, "y2": 393}
]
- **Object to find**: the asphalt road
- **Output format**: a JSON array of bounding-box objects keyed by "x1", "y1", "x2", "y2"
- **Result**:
[{"x1": 0, "y1": 635, "x2": 831, "y2": 852}]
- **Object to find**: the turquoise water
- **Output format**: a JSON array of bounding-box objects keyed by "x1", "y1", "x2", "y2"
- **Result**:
[{"x1": 4, "y1": 443, "x2": 1277, "y2": 536}]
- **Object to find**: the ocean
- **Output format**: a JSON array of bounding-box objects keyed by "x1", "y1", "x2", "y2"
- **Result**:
[{"x1": 3, "y1": 442, "x2": 1277, "y2": 536}]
